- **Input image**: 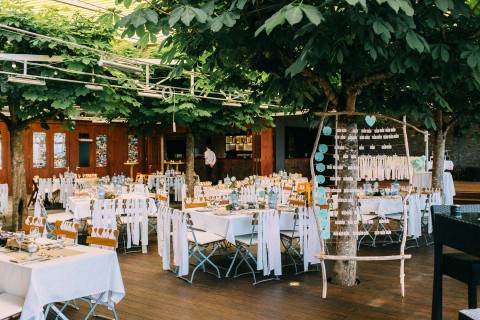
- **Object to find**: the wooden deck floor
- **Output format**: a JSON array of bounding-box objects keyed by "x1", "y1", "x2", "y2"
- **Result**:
[{"x1": 51, "y1": 240, "x2": 472, "y2": 320}]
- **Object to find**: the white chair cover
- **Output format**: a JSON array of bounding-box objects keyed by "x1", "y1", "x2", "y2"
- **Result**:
[
  {"x1": 407, "y1": 194, "x2": 422, "y2": 239},
  {"x1": 123, "y1": 199, "x2": 149, "y2": 250},
  {"x1": 257, "y1": 210, "x2": 282, "y2": 277},
  {"x1": 172, "y1": 209, "x2": 189, "y2": 276},
  {"x1": 298, "y1": 207, "x2": 321, "y2": 271},
  {"x1": 157, "y1": 205, "x2": 172, "y2": 270},
  {"x1": 0, "y1": 184, "x2": 7, "y2": 216}
]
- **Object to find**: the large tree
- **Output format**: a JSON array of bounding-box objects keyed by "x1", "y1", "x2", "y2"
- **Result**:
[
  {"x1": 0, "y1": 2, "x2": 141, "y2": 230},
  {"x1": 111, "y1": 0, "x2": 478, "y2": 285}
]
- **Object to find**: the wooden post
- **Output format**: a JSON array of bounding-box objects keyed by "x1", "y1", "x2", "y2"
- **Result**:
[{"x1": 160, "y1": 134, "x2": 164, "y2": 173}]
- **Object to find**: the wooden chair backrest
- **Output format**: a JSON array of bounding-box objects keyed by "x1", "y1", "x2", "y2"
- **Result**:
[
  {"x1": 156, "y1": 194, "x2": 168, "y2": 203},
  {"x1": 184, "y1": 202, "x2": 208, "y2": 209},
  {"x1": 22, "y1": 217, "x2": 46, "y2": 234},
  {"x1": 289, "y1": 199, "x2": 305, "y2": 207},
  {"x1": 52, "y1": 221, "x2": 79, "y2": 240},
  {"x1": 184, "y1": 197, "x2": 208, "y2": 209},
  {"x1": 135, "y1": 173, "x2": 146, "y2": 182},
  {"x1": 86, "y1": 227, "x2": 119, "y2": 248},
  {"x1": 296, "y1": 182, "x2": 312, "y2": 195}
]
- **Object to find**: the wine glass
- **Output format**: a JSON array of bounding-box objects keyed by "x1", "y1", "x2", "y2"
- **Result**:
[
  {"x1": 30, "y1": 227, "x2": 40, "y2": 243},
  {"x1": 57, "y1": 234, "x2": 66, "y2": 249},
  {"x1": 15, "y1": 231, "x2": 25, "y2": 253},
  {"x1": 212, "y1": 197, "x2": 219, "y2": 209}
]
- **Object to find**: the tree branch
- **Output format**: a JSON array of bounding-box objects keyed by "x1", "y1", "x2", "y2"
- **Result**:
[
  {"x1": 445, "y1": 118, "x2": 458, "y2": 134},
  {"x1": 22, "y1": 110, "x2": 60, "y2": 127},
  {"x1": 279, "y1": 50, "x2": 339, "y2": 107},
  {"x1": 346, "y1": 71, "x2": 394, "y2": 95},
  {"x1": 302, "y1": 69, "x2": 340, "y2": 107}
]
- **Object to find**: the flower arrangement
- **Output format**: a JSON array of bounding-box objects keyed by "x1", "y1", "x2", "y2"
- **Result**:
[
  {"x1": 411, "y1": 156, "x2": 427, "y2": 171},
  {"x1": 104, "y1": 192, "x2": 116, "y2": 200}
]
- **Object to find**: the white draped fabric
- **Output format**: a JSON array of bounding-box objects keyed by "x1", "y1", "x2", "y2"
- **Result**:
[
  {"x1": 358, "y1": 155, "x2": 411, "y2": 181},
  {"x1": 172, "y1": 209, "x2": 189, "y2": 276},
  {"x1": 157, "y1": 205, "x2": 172, "y2": 270},
  {"x1": 257, "y1": 210, "x2": 282, "y2": 277},
  {"x1": 406, "y1": 194, "x2": 422, "y2": 239},
  {"x1": 298, "y1": 207, "x2": 321, "y2": 271},
  {"x1": 0, "y1": 184, "x2": 8, "y2": 217}
]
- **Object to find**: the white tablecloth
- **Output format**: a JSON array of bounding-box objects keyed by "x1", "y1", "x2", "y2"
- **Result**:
[
  {"x1": 427, "y1": 160, "x2": 454, "y2": 171},
  {"x1": 185, "y1": 208, "x2": 295, "y2": 244},
  {"x1": 412, "y1": 171, "x2": 455, "y2": 204},
  {"x1": 0, "y1": 245, "x2": 125, "y2": 320}
]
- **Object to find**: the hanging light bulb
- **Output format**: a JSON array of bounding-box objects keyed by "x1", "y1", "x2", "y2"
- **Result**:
[
  {"x1": 11, "y1": 62, "x2": 16, "y2": 69},
  {"x1": 54, "y1": 70, "x2": 58, "y2": 75}
]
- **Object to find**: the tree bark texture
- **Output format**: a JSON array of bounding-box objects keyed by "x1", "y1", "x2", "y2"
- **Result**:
[
  {"x1": 432, "y1": 110, "x2": 446, "y2": 190},
  {"x1": 10, "y1": 127, "x2": 28, "y2": 231},
  {"x1": 331, "y1": 94, "x2": 358, "y2": 286},
  {"x1": 185, "y1": 129, "x2": 195, "y2": 198}
]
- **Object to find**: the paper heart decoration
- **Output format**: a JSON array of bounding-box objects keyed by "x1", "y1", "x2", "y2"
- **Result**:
[
  {"x1": 322, "y1": 126, "x2": 332, "y2": 135},
  {"x1": 365, "y1": 115, "x2": 376, "y2": 127}
]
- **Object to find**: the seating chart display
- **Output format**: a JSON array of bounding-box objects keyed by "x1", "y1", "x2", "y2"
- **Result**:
[{"x1": 311, "y1": 113, "x2": 428, "y2": 299}]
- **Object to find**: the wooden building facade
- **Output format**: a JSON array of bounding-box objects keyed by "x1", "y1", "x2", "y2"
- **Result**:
[{"x1": 0, "y1": 120, "x2": 275, "y2": 194}]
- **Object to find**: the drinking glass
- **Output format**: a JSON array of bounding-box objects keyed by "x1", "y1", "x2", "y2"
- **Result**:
[
  {"x1": 57, "y1": 234, "x2": 67, "y2": 249},
  {"x1": 30, "y1": 227, "x2": 40, "y2": 242},
  {"x1": 15, "y1": 231, "x2": 25, "y2": 253}
]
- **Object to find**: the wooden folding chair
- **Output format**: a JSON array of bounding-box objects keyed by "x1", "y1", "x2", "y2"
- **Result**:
[
  {"x1": 184, "y1": 197, "x2": 208, "y2": 209},
  {"x1": 21, "y1": 216, "x2": 46, "y2": 234},
  {"x1": 52, "y1": 221, "x2": 79, "y2": 240},
  {"x1": 86, "y1": 227, "x2": 119, "y2": 249}
]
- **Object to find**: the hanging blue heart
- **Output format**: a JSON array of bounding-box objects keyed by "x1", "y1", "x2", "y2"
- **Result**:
[
  {"x1": 314, "y1": 152, "x2": 324, "y2": 162},
  {"x1": 316, "y1": 163, "x2": 325, "y2": 172},
  {"x1": 322, "y1": 126, "x2": 332, "y2": 135},
  {"x1": 374, "y1": 181, "x2": 379, "y2": 189},
  {"x1": 315, "y1": 175, "x2": 325, "y2": 184},
  {"x1": 317, "y1": 186, "x2": 326, "y2": 195},
  {"x1": 318, "y1": 144, "x2": 328, "y2": 153},
  {"x1": 365, "y1": 115, "x2": 376, "y2": 127},
  {"x1": 317, "y1": 197, "x2": 326, "y2": 205}
]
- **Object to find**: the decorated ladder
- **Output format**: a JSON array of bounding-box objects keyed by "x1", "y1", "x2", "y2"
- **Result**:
[{"x1": 309, "y1": 111, "x2": 428, "y2": 298}]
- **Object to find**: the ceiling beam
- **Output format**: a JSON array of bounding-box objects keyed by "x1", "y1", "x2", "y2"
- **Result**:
[{"x1": 0, "y1": 54, "x2": 64, "y2": 62}]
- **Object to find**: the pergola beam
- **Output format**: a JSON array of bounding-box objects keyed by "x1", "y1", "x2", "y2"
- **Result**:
[{"x1": 0, "y1": 54, "x2": 64, "y2": 62}]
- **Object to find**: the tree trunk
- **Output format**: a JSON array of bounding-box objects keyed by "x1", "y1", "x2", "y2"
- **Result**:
[
  {"x1": 10, "y1": 126, "x2": 28, "y2": 231},
  {"x1": 185, "y1": 128, "x2": 195, "y2": 198},
  {"x1": 432, "y1": 110, "x2": 447, "y2": 189},
  {"x1": 331, "y1": 93, "x2": 358, "y2": 286}
]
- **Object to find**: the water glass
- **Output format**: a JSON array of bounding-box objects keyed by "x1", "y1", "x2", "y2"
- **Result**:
[
  {"x1": 57, "y1": 234, "x2": 67, "y2": 249},
  {"x1": 30, "y1": 227, "x2": 40, "y2": 242},
  {"x1": 15, "y1": 231, "x2": 25, "y2": 252}
]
